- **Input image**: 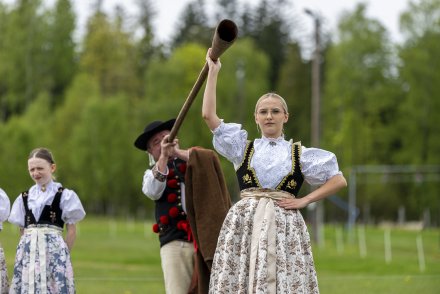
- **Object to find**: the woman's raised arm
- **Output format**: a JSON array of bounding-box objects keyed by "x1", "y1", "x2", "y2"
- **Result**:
[{"x1": 202, "y1": 48, "x2": 222, "y2": 131}]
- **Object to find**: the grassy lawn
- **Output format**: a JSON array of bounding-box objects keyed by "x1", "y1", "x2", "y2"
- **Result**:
[
  {"x1": 313, "y1": 225, "x2": 440, "y2": 294},
  {"x1": 2, "y1": 217, "x2": 165, "y2": 293},
  {"x1": 1, "y1": 217, "x2": 439, "y2": 293}
]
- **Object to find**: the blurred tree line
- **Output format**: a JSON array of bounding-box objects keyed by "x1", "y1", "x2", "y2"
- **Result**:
[{"x1": 0, "y1": 0, "x2": 438, "y2": 225}]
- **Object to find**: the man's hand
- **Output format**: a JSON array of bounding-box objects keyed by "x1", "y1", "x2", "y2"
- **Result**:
[{"x1": 160, "y1": 135, "x2": 178, "y2": 159}]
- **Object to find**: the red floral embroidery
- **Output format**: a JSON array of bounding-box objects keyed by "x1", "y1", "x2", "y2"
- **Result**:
[{"x1": 152, "y1": 223, "x2": 159, "y2": 233}]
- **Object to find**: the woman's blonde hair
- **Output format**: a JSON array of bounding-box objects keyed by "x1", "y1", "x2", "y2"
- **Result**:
[{"x1": 254, "y1": 93, "x2": 289, "y2": 115}]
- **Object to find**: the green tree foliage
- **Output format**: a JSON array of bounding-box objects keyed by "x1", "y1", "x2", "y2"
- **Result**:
[
  {"x1": 134, "y1": 0, "x2": 159, "y2": 96},
  {"x1": 0, "y1": 93, "x2": 52, "y2": 196},
  {"x1": 398, "y1": 0, "x2": 440, "y2": 165},
  {"x1": 323, "y1": 3, "x2": 404, "y2": 221},
  {"x1": 143, "y1": 43, "x2": 208, "y2": 125},
  {"x1": 397, "y1": 0, "x2": 440, "y2": 223},
  {"x1": 0, "y1": 0, "x2": 438, "y2": 223},
  {"x1": 276, "y1": 42, "x2": 311, "y2": 144},
  {"x1": 0, "y1": 116, "x2": 37, "y2": 196},
  {"x1": 251, "y1": 0, "x2": 291, "y2": 89},
  {"x1": 171, "y1": 0, "x2": 211, "y2": 48},
  {"x1": 212, "y1": 38, "x2": 270, "y2": 129},
  {"x1": 0, "y1": 3, "x2": 9, "y2": 119},
  {"x1": 142, "y1": 39, "x2": 270, "y2": 199},
  {"x1": 0, "y1": 0, "x2": 48, "y2": 118},
  {"x1": 80, "y1": 11, "x2": 140, "y2": 97},
  {"x1": 50, "y1": 72, "x2": 100, "y2": 171},
  {"x1": 172, "y1": 0, "x2": 293, "y2": 89},
  {"x1": 46, "y1": 0, "x2": 76, "y2": 104},
  {"x1": 323, "y1": 3, "x2": 398, "y2": 167},
  {"x1": 214, "y1": 0, "x2": 239, "y2": 21},
  {"x1": 68, "y1": 95, "x2": 140, "y2": 214},
  {"x1": 0, "y1": 0, "x2": 76, "y2": 119},
  {"x1": 238, "y1": 3, "x2": 255, "y2": 37},
  {"x1": 47, "y1": 73, "x2": 146, "y2": 215}
]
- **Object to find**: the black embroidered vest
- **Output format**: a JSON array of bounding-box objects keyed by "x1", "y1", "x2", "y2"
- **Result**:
[
  {"x1": 154, "y1": 158, "x2": 190, "y2": 247},
  {"x1": 22, "y1": 187, "x2": 65, "y2": 228},
  {"x1": 236, "y1": 141, "x2": 304, "y2": 195}
]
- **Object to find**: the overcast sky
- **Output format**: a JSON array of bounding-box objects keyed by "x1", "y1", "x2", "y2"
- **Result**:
[
  {"x1": 2, "y1": 0, "x2": 411, "y2": 46},
  {"x1": 72, "y1": 0, "x2": 410, "y2": 45}
]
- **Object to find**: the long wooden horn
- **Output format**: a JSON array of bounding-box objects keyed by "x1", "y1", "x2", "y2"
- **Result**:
[{"x1": 168, "y1": 19, "x2": 238, "y2": 141}]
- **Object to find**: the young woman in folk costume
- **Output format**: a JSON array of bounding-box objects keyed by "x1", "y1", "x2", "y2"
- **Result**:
[
  {"x1": 202, "y1": 49, "x2": 347, "y2": 293},
  {"x1": 8, "y1": 148, "x2": 85, "y2": 293}
]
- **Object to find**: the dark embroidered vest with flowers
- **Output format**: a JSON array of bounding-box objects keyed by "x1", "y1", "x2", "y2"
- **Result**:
[
  {"x1": 22, "y1": 187, "x2": 65, "y2": 228},
  {"x1": 152, "y1": 158, "x2": 191, "y2": 247},
  {"x1": 236, "y1": 141, "x2": 304, "y2": 196}
]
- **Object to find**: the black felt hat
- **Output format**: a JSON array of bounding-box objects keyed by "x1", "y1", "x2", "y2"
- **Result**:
[{"x1": 134, "y1": 119, "x2": 176, "y2": 151}]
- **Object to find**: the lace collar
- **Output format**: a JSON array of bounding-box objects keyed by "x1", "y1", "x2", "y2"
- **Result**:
[
  {"x1": 258, "y1": 135, "x2": 285, "y2": 146},
  {"x1": 36, "y1": 180, "x2": 55, "y2": 193}
]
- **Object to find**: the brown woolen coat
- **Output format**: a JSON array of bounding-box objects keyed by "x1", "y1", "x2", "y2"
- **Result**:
[{"x1": 185, "y1": 147, "x2": 232, "y2": 294}]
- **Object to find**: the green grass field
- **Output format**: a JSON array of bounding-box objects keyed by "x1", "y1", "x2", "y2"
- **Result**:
[{"x1": 1, "y1": 217, "x2": 439, "y2": 293}]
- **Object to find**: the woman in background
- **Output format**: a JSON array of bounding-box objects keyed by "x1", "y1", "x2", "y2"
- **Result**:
[{"x1": 8, "y1": 147, "x2": 86, "y2": 294}]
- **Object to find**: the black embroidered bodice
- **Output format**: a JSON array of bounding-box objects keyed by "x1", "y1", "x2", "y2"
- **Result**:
[
  {"x1": 236, "y1": 141, "x2": 304, "y2": 196},
  {"x1": 22, "y1": 187, "x2": 65, "y2": 228}
]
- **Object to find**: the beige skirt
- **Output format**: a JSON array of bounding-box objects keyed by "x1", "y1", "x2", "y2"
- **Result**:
[{"x1": 209, "y1": 188, "x2": 319, "y2": 294}]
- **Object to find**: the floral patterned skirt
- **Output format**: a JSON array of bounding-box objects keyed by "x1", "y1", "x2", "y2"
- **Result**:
[
  {"x1": 0, "y1": 246, "x2": 9, "y2": 294},
  {"x1": 9, "y1": 226, "x2": 75, "y2": 294},
  {"x1": 209, "y1": 197, "x2": 319, "y2": 294}
]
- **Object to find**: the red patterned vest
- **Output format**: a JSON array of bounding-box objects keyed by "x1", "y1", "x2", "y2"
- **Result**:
[{"x1": 153, "y1": 158, "x2": 192, "y2": 247}]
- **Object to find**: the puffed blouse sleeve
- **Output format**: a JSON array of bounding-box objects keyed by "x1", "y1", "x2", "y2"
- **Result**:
[
  {"x1": 301, "y1": 146, "x2": 343, "y2": 186},
  {"x1": 8, "y1": 194, "x2": 25, "y2": 227},
  {"x1": 212, "y1": 120, "x2": 248, "y2": 168},
  {"x1": 60, "y1": 188, "x2": 86, "y2": 224},
  {"x1": 0, "y1": 188, "x2": 10, "y2": 224}
]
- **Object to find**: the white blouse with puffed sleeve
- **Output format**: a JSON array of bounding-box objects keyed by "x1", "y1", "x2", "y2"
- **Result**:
[
  {"x1": 0, "y1": 188, "x2": 10, "y2": 230},
  {"x1": 8, "y1": 181, "x2": 86, "y2": 228},
  {"x1": 212, "y1": 121, "x2": 342, "y2": 189}
]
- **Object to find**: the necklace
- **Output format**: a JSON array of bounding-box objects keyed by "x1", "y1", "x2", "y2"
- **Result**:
[
  {"x1": 41, "y1": 185, "x2": 46, "y2": 192},
  {"x1": 269, "y1": 141, "x2": 277, "y2": 146}
]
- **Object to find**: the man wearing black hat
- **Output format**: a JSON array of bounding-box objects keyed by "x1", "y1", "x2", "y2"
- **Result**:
[{"x1": 134, "y1": 119, "x2": 194, "y2": 294}]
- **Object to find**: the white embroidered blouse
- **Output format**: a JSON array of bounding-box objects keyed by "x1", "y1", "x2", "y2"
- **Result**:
[
  {"x1": 8, "y1": 181, "x2": 86, "y2": 228},
  {"x1": 212, "y1": 121, "x2": 342, "y2": 189},
  {"x1": 0, "y1": 188, "x2": 10, "y2": 230}
]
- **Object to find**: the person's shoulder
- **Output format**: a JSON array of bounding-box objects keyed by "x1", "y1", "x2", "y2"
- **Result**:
[
  {"x1": 23, "y1": 185, "x2": 37, "y2": 195},
  {"x1": 0, "y1": 188, "x2": 9, "y2": 202},
  {"x1": 60, "y1": 186, "x2": 76, "y2": 193},
  {"x1": 55, "y1": 184, "x2": 77, "y2": 196}
]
